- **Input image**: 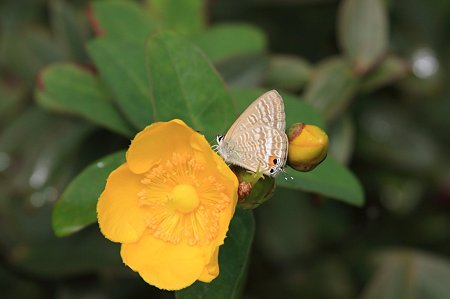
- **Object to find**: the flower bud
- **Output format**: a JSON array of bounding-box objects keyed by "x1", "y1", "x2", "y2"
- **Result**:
[
  {"x1": 287, "y1": 123, "x2": 329, "y2": 171},
  {"x1": 231, "y1": 166, "x2": 275, "y2": 209}
]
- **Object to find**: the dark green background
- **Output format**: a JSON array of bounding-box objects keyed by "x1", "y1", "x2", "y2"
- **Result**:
[{"x1": 1, "y1": 0, "x2": 450, "y2": 298}]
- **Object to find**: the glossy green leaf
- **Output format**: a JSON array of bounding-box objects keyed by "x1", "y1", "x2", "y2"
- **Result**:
[
  {"x1": 87, "y1": 38, "x2": 153, "y2": 130},
  {"x1": 36, "y1": 63, "x2": 134, "y2": 137},
  {"x1": 265, "y1": 55, "x2": 312, "y2": 92},
  {"x1": 89, "y1": 0, "x2": 156, "y2": 43},
  {"x1": 230, "y1": 88, "x2": 324, "y2": 128},
  {"x1": 361, "y1": 249, "x2": 450, "y2": 299},
  {"x1": 176, "y1": 208, "x2": 254, "y2": 299},
  {"x1": 277, "y1": 157, "x2": 364, "y2": 207},
  {"x1": 146, "y1": 32, "x2": 235, "y2": 140},
  {"x1": 230, "y1": 89, "x2": 363, "y2": 206},
  {"x1": 337, "y1": 0, "x2": 388, "y2": 74},
  {"x1": 146, "y1": 0, "x2": 204, "y2": 36},
  {"x1": 191, "y1": 24, "x2": 266, "y2": 63},
  {"x1": 360, "y1": 55, "x2": 409, "y2": 93},
  {"x1": 52, "y1": 150, "x2": 125, "y2": 237},
  {"x1": 305, "y1": 57, "x2": 359, "y2": 123}
]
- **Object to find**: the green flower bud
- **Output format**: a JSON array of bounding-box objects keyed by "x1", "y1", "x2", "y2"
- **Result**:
[
  {"x1": 230, "y1": 166, "x2": 275, "y2": 209},
  {"x1": 287, "y1": 123, "x2": 329, "y2": 171}
]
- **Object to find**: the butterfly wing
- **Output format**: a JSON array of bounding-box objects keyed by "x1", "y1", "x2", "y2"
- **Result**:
[
  {"x1": 224, "y1": 90, "x2": 286, "y2": 140},
  {"x1": 221, "y1": 124, "x2": 288, "y2": 176},
  {"x1": 219, "y1": 90, "x2": 288, "y2": 176}
]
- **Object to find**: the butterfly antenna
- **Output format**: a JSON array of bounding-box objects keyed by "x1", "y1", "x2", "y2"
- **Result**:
[{"x1": 281, "y1": 168, "x2": 293, "y2": 181}]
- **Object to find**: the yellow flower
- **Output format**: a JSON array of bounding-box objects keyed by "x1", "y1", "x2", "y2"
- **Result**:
[{"x1": 97, "y1": 119, "x2": 238, "y2": 290}]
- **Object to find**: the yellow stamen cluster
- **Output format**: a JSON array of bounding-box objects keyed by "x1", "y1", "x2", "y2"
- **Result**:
[{"x1": 137, "y1": 152, "x2": 230, "y2": 246}]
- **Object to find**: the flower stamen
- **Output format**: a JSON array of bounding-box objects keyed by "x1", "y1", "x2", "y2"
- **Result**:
[{"x1": 138, "y1": 152, "x2": 231, "y2": 245}]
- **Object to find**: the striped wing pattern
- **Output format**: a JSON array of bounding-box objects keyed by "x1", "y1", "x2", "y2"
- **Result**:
[{"x1": 218, "y1": 90, "x2": 288, "y2": 177}]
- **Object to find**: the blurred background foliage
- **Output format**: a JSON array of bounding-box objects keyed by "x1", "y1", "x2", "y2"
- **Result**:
[{"x1": 1, "y1": 0, "x2": 450, "y2": 298}]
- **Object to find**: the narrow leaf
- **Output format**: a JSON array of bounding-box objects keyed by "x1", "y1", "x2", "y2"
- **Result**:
[
  {"x1": 176, "y1": 208, "x2": 255, "y2": 299},
  {"x1": 87, "y1": 38, "x2": 153, "y2": 130},
  {"x1": 89, "y1": 0, "x2": 156, "y2": 43},
  {"x1": 217, "y1": 54, "x2": 268, "y2": 88},
  {"x1": 360, "y1": 55, "x2": 409, "y2": 93},
  {"x1": 337, "y1": 0, "x2": 389, "y2": 74},
  {"x1": 146, "y1": 32, "x2": 235, "y2": 140},
  {"x1": 146, "y1": 0, "x2": 204, "y2": 36},
  {"x1": 265, "y1": 55, "x2": 312, "y2": 92},
  {"x1": 278, "y1": 157, "x2": 365, "y2": 207},
  {"x1": 50, "y1": 0, "x2": 90, "y2": 62},
  {"x1": 36, "y1": 63, "x2": 134, "y2": 137},
  {"x1": 328, "y1": 115, "x2": 355, "y2": 165},
  {"x1": 304, "y1": 57, "x2": 359, "y2": 123},
  {"x1": 191, "y1": 24, "x2": 267, "y2": 63},
  {"x1": 52, "y1": 151, "x2": 126, "y2": 237}
]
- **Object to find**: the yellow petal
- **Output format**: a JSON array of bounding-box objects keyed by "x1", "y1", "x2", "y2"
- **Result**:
[
  {"x1": 97, "y1": 163, "x2": 147, "y2": 243},
  {"x1": 121, "y1": 235, "x2": 210, "y2": 290},
  {"x1": 127, "y1": 120, "x2": 195, "y2": 174},
  {"x1": 190, "y1": 132, "x2": 238, "y2": 187},
  {"x1": 198, "y1": 246, "x2": 220, "y2": 282}
]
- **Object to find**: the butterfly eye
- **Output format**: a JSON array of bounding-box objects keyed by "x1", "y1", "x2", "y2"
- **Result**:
[{"x1": 269, "y1": 168, "x2": 275, "y2": 174}]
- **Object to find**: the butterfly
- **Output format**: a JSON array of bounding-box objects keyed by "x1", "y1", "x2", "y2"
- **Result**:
[{"x1": 215, "y1": 90, "x2": 288, "y2": 177}]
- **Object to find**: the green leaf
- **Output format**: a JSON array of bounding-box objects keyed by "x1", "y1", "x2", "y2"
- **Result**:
[
  {"x1": 265, "y1": 55, "x2": 312, "y2": 92},
  {"x1": 176, "y1": 208, "x2": 255, "y2": 299},
  {"x1": 50, "y1": 0, "x2": 90, "y2": 62},
  {"x1": 27, "y1": 122, "x2": 92, "y2": 190},
  {"x1": 304, "y1": 57, "x2": 359, "y2": 123},
  {"x1": 36, "y1": 63, "x2": 134, "y2": 137},
  {"x1": 0, "y1": 80, "x2": 25, "y2": 125},
  {"x1": 219, "y1": 88, "x2": 362, "y2": 206},
  {"x1": 89, "y1": 0, "x2": 156, "y2": 43},
  {"x1": 146, "y1": 0, "x2": 204, "y2": 36},
  {"x1": 13, "y1": 28, "x2": 67, "y2": 86},
  {"x1": 230, "y1": 88, "x2": 324, "y2": 128},
  {"x1": 87, "y1": 38, "x2": 153, "y2": 130},
  {"x1": 328, "y1": 115, "x2": 355, "y2": 165},
  {"x1": 337, "y1": 0, "x2": 389, "y2": 74},
  {"x1": 191, "y1": 24, "x2": 267, "y2": 63},
  {"x1": 146, "y1": 32, "x2": 235, "y2": 140},
  {"x1": 360, "y1": 55, "x2": 409, "y2": 93},
  {"x1": 52, "y1": 150, "x2": 126, "y2": 237},
  {"x1": 217, "y1": 54, "x2": 268, "y2": 88},
  {"x1": 0, "y1": 107, "x2": 56, "y2": 154},
  {"x1": 277, "y1": 157, "x2": 364, "y2": 207},
  {"x1": 361, "y1": 249, "x2": 450, "y2": 299}
]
